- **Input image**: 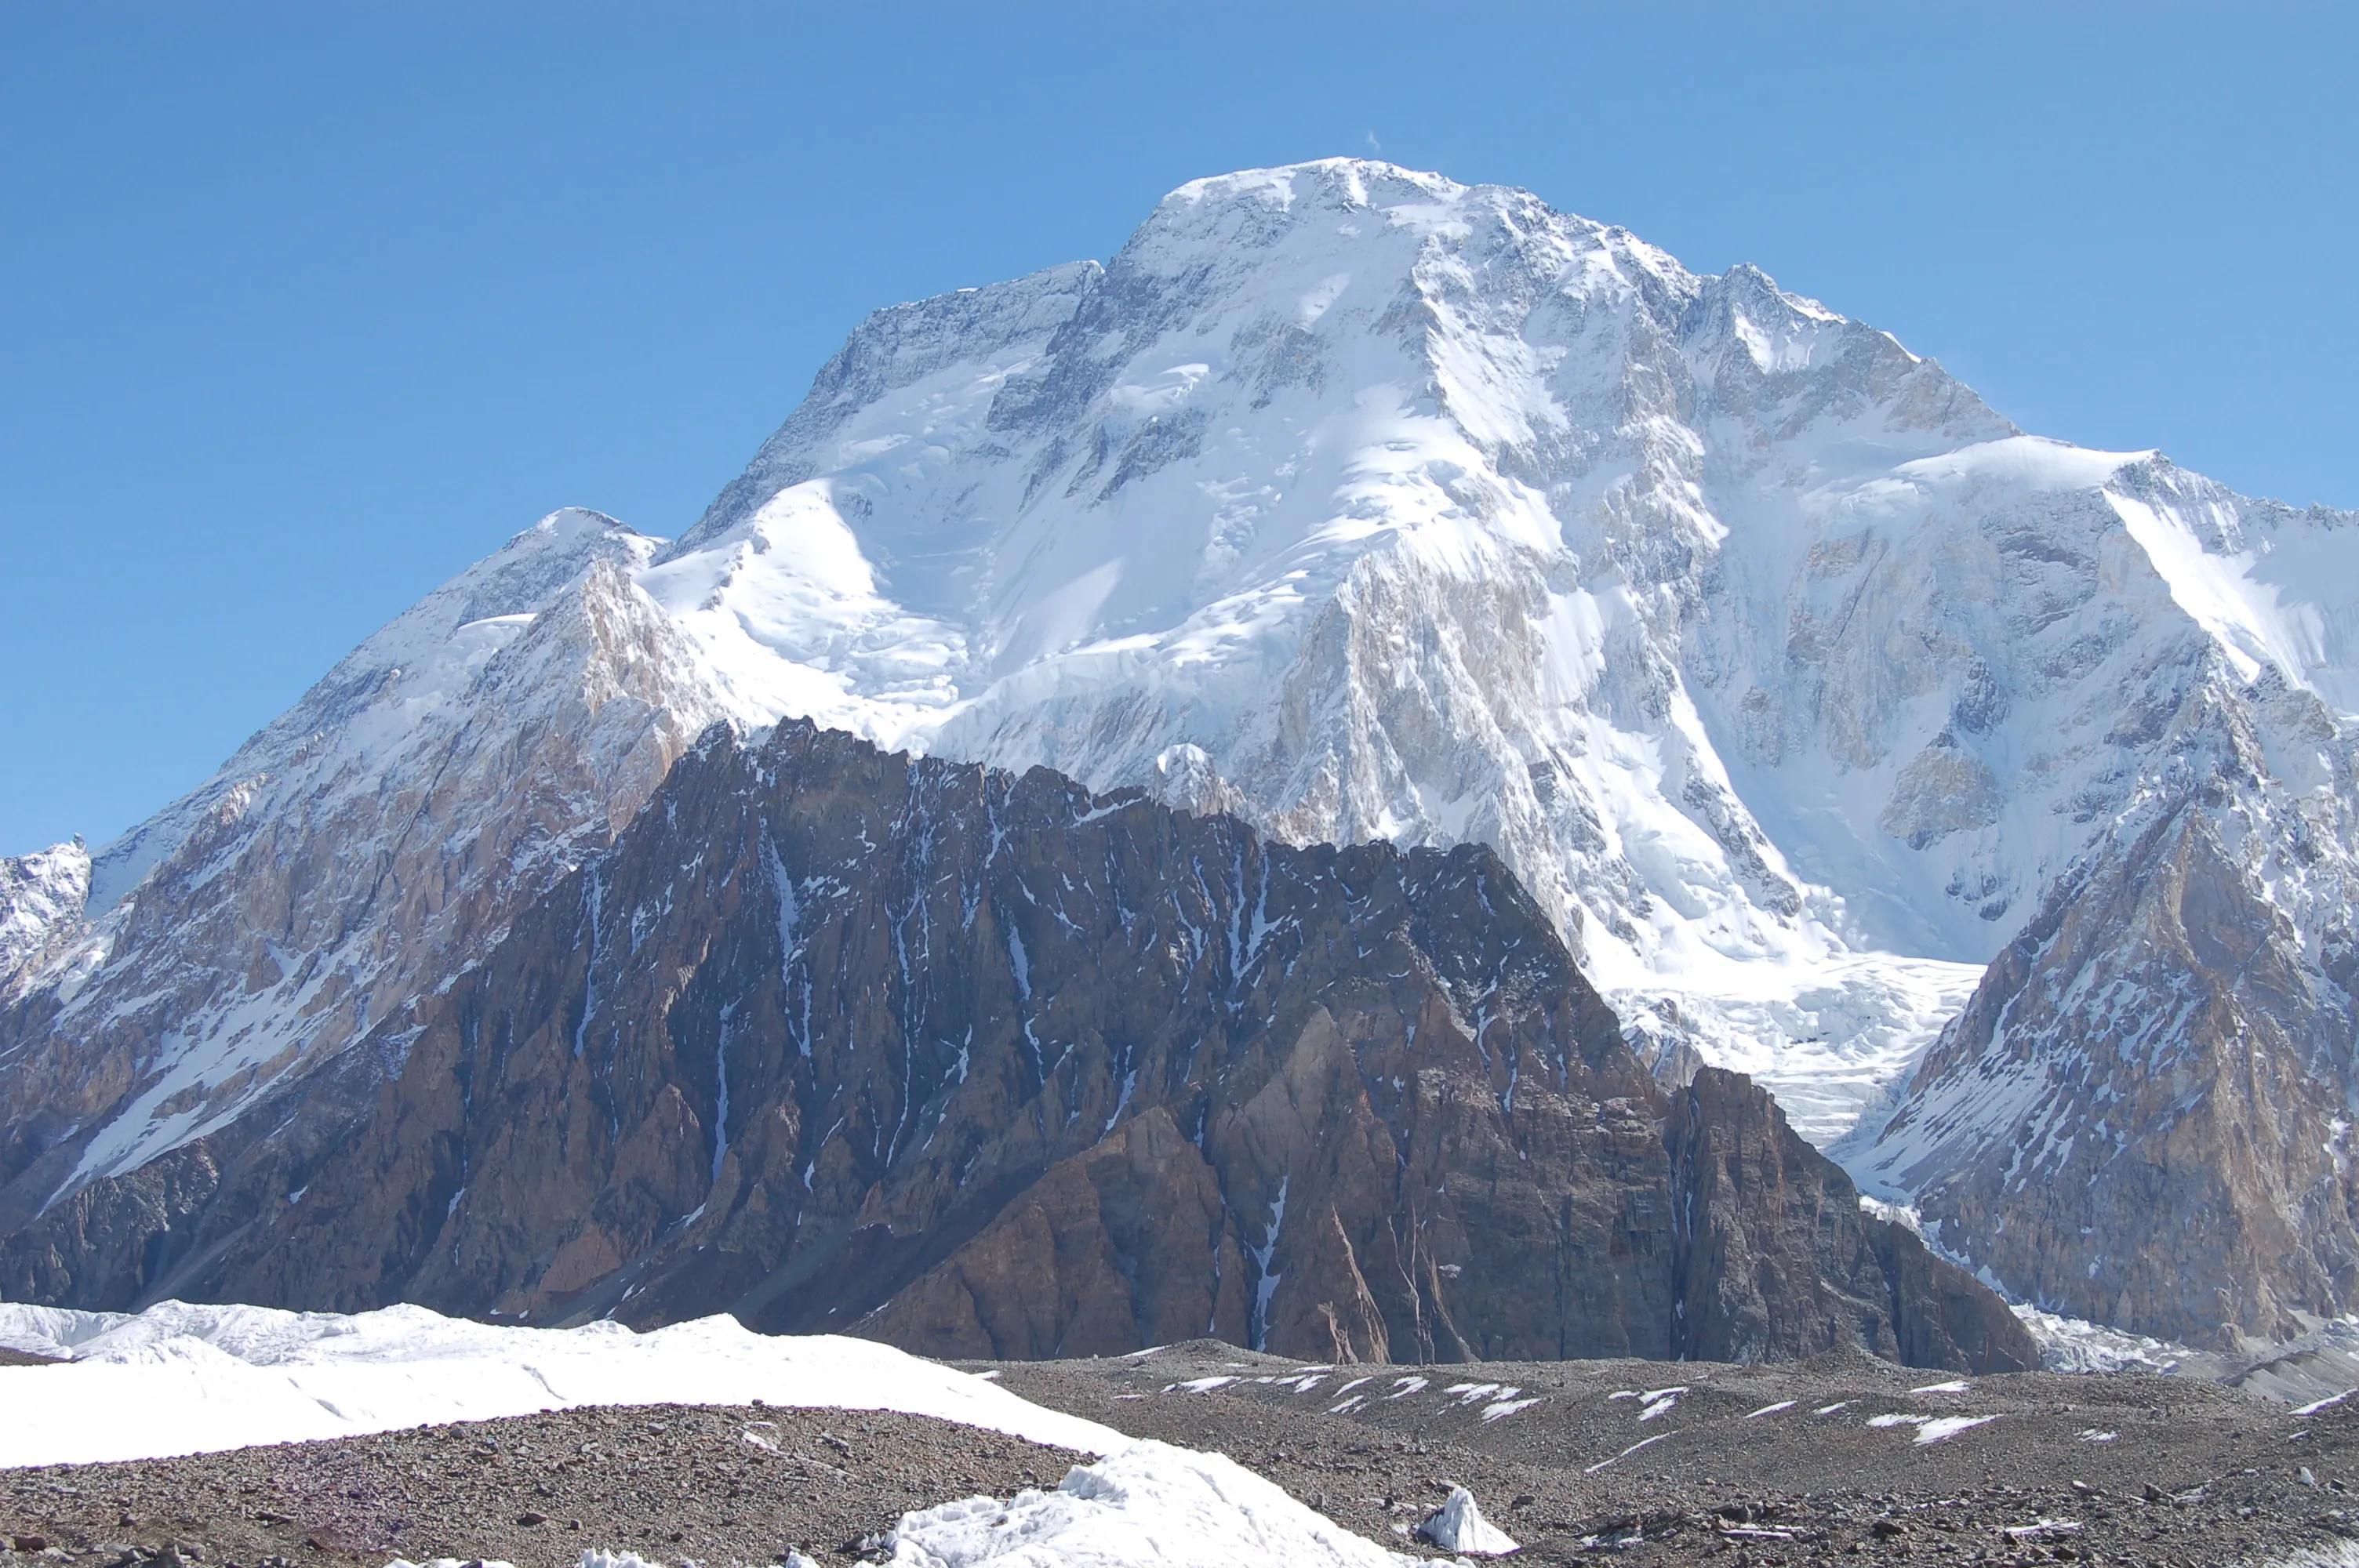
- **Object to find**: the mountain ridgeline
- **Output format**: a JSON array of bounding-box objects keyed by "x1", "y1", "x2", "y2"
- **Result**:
[{"x1": 1, "y1": 723, "x2": 2033, "y2": 1371}]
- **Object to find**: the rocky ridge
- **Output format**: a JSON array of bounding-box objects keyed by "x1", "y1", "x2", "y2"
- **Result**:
[
  {"x1": 0, "y1": 511, "x2": 741, "y2": 1239},
  {"x1": 0, "y1": 723, "x2": 2030, "y2": 1373},
  {"x1": 0, "y1": 840, "x2": 89, "y2": 1007},
  {"x1": 1849, "y1": 712, "x2": 2359, "y2": 1345}
]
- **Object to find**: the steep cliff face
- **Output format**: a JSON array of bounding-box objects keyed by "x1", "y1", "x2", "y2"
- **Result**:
[
  {"x1": 1850, "y1": 670, "x2": 2359, "y2": 1346},
  {"x1": 0, "y1": 723, "x2": 2031, "y2": 1372}
]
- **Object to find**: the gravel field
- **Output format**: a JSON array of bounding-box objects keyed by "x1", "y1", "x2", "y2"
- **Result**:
[
  {"x1": 986, "y1": 1340, "x2": 2359, "y2": 1565},
  {"x1": 4, "y1": 1342, "x2": 2354, "y2": 1566},
  {"x1": 0, "y1": 1404, "x2": 1078, "y2": 1568}
]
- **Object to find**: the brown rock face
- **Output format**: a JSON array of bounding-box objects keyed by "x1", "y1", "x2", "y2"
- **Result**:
[
  {"x1": 0, "y1": 722, "x2": 2034, "y2": 1372},
  {"x1": 1857, "y1": 730, "x2": 2359, "y2": 1348},
  {"x1": 1666, "y1": 1071, "x2": 2034, "y2": 1374}
]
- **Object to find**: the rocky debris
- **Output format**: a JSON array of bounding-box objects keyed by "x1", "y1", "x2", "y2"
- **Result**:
[
  {"x1": 5, "y1": 724, "x2": 2030, "y2": 1375},
  {"x1": 988, "y1": 1341, "x2": 2359, "y2": 1564},
  {"x1": 1416, "y1": 1486, "x2": 1519, "y2": 1555},
  {"x1": 10, "y1": 1347, "x2": 2354, "y2": 1567},
  {"x1": 0, "y1": 1403, "x2": 1078, "y2": 1568}
]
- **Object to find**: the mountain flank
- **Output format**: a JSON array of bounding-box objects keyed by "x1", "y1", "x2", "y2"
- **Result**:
[{"x1": 0, "y1": 722, "x2": 2031, "y2": 1373}]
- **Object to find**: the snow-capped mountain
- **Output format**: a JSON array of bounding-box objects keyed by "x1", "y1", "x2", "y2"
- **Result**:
[
  {"x1": 4, "y1": 159, "x2": 2355, "y2": 1348},
  {"x1": 653, "y1": 162, "x2": 2029, "y2": 1142}
]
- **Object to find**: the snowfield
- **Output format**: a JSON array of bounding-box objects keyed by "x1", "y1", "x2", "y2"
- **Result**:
[{"x1": 0, "y1": 1300, "x2": 1121, "y2": 1467}]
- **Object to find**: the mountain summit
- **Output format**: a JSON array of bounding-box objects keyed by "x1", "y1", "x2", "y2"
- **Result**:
[{"x1": 5, "y1": 160, "x2": 2357, "y2": 1349}]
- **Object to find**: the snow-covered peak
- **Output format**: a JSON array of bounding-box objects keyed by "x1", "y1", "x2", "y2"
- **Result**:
[
  {"x1": 1157, "y1": 155, "x2": 1463, "y2": 211},
  {"x1": 616, "y1": 162, "x2": 2356, "y2": 1148},
  {"x1": 1132, "y1": 159, "x2": 1502, "y2": 257},
  {"x1": 0, "y1": 837, "x2": 90, "y2": 1002},
  {"x1": 1125, "y1": 158, "x2": 1692, "y2": 308}
]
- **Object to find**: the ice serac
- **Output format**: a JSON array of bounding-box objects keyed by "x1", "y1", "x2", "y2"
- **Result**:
[{"x1": 0, "y1": 724, "x2": 2034, "y2": 1374}]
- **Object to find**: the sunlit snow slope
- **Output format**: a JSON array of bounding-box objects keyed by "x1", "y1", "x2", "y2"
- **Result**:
[{"x1": 0, "y1": 1305, "x2": 1438, "y2": 1568}]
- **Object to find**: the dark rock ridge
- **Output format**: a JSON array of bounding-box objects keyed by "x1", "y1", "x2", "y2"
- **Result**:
[{"x1": 0, "y1": 722, "x2": 2034, "y2": 1371}]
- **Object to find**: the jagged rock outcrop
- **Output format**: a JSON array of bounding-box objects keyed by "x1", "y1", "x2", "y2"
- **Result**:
[
  {"x1": 1852, "y1": 673, "x2": 2359, "y2": 1347},
  {"x1": 0, "y1": 724, "x2": 2034, "y2": 1372},
  {"x1": 1667, "y1": 1069, "x2": 2034, "y2": 1374}
]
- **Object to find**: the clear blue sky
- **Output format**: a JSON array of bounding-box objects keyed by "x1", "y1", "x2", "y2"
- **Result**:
[{"x1": 5, "y1": 2, "x2": 2354, "y2": 855}]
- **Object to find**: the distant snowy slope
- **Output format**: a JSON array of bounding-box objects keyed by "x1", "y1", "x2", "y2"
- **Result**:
[
  {"x1": 0, "y1": 1300, "x2": 1120, "y2": 1467},
  {"x1": 0, "y1": 510, "x2": 751, "y2": 1225}
]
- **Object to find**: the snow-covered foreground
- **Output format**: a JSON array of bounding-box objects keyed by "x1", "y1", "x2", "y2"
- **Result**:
[
  {"x1": 0, "y1": 1300, "x2": 1121, "y2": 1467},
  {"x1": 0, "y1": 1302, "x2": 1484, "y2": 1566}
]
